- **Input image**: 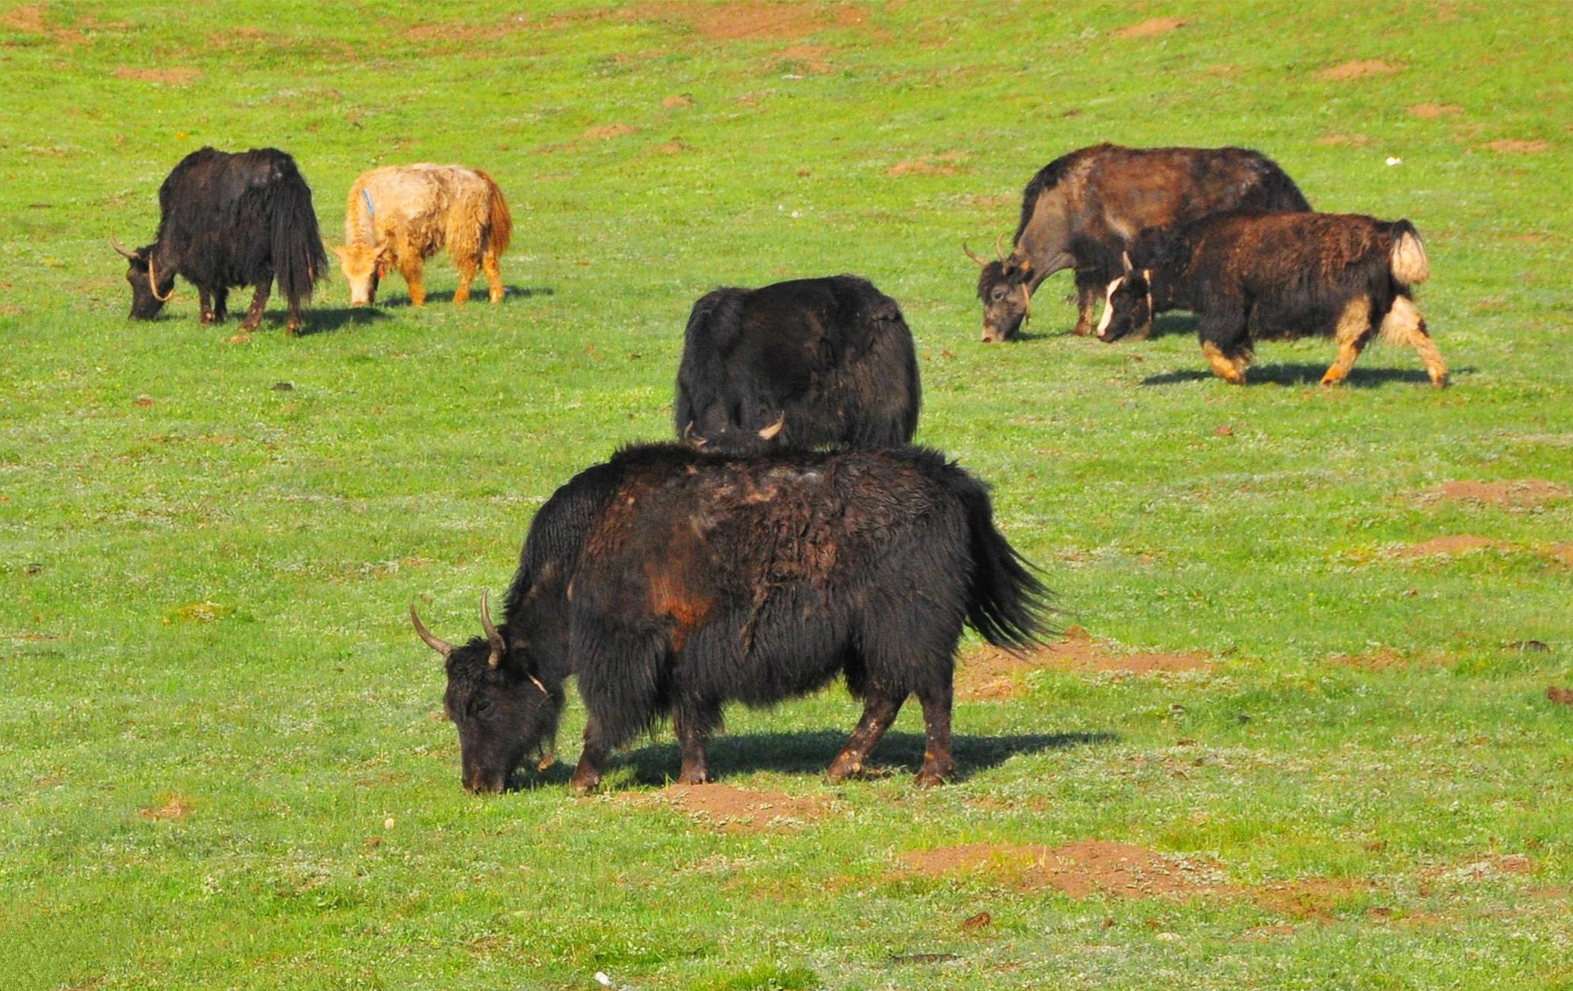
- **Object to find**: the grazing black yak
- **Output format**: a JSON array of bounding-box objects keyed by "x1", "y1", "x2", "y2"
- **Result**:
[
  {"x1": 410, "y1": 444, "x2": 1051, "y2": 794},
  {"x1": 112, "y1": 146, "x2": 327, "y2": 334},
  {"x1": 1097, "y1": 211, "x2": 1445, "y2": 387},
  {"x1": 968, "y1": 144, "x2": 1310, "y2": 342},
  {"x1": 675, "y1": 275, "x2": 921, "y2": 453}
]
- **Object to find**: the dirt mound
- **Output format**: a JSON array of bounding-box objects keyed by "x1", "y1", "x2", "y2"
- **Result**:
[
  {"x1": 1548, "y1": 687, "x2": 1573, "y2": 707},
  {"x1": 898, "y1": 840, "x2": 1222, "y2": 899},
  {"x1": 114, "y1": 67, "x2": 200, "y2": 85},
  {"x1": 1409, "y1": 103, "x2": 1463, "y2": 119},
  {"x1": 886, "y1": 151, "x2": 971, "y2": 177},
  {"x1": 643, "y1": 783, "x2": 827, "y2": 832},
  {"x1": 137, "y1": 793, "x2": 192, "y2": 821},
  {"x1": 1393, "y1": 535, "x2": 1511, "y2": 558},
  {"x1": 661, "y1": 93, "x2": 695, "y2": 109},
  {"x1": 635, "y1": 1, "x2": 866, "y2": 42},
  {"x1": 957, "y1": 628, "x2": 1213, "y2": 700},
  {"x1": 1329, "y1": 647, "x2": 1439, "y2": 670},
  {"x1": 1548, "y1": 545, "x2": 1573, "y2": 567},
  {"x1": 1316, "y1": 59, "x2": 1399, "y2": 81},
  {"x1": 1112, "y1": 17, "x2": 1188, "y2": 39},
  {"x1": 1484, "y1": 139, "x2": 1548, "y2": 154},
  {"x1": 774, "y1": 42, "x2": 834, "y2": 73},
  {"x1": 1315, "y1": 132, "x2": 1372, "y2": 147},
  {"x1": 582, "y1": 123, "x2": 636, "y2": 140},
  {"x1": 1252, "y1": 877, "x2": 1370, "y2": 921},
  {"x1": 1422, "y1": 479, "x2": 1569, "y2": 508}
]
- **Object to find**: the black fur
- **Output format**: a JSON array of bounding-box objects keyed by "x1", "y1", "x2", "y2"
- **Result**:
[
  {"x1": 122, "y1": 147, "x2": 327, "y2": 334},
  {"x1": 422, "y1": 444, "x2": 1053, "y2": 793},
  {"x1": 675, "y1": 275, "x2": 921, "y2": 453}
]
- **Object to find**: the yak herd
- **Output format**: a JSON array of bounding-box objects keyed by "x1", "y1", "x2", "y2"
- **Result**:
[{"x1": 117, "y1": 141, "x2": 1447, "y2": 794}]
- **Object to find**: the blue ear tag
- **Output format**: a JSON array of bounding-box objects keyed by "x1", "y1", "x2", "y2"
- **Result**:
[{"x1": 362, "y1": 188, "x2": 375, "y2": 218}]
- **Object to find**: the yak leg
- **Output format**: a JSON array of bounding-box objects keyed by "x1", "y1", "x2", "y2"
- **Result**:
[
  {"x1": 483, "y1": 251, "x2": 504, "y2": 304},
  {"x1": 452, "y1": 255, "x2": 477, "y2": 307},
  {"x1": 1200, "y1": 341, "x2": 1252, "y2": 384},
  {"x1": 1072, "y1": 270, "x2": 1102, "y2": 336},
  {"x1": 672, "y1": 703, "x2": 717, "y2": 785},
  {"x1": 1381, "y1": 296, "x2": 1449, "y2": 388},
  {"x1": 569, "y1": 716, "x2": 614, "y2": 795},
  {"x1": 212, "y1": 287, "x2": 228, "y2": 323},
  {"x1": 283, "y1": 289, "x2": 304, "y2": 337},
  {"x1": 1198, "y1": 311, "x2": 1251, "y2": 385},
  {"x1": 240, "y1": 280, "x2": 271, "y2": 331},
  {"x1": 199, "y1": 288, "x2": 217, "y2": 325},
  {"x1": 826, "y1": 691, "x2": 904, "y2": 783},
  {"x1": 1321, "y1": 295, "x2": 1374, "y2": 386},
  {"x1": 398, "y1": 255, "x2": 426, "y2": 307},
  {"x1": 914, "y1": 683, "x2": 956, "y2": 788}
]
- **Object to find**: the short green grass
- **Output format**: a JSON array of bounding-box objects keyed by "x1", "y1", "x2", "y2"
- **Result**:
[{"x1": 2, "y1": 2, "x2": 1571, "y2": 989}]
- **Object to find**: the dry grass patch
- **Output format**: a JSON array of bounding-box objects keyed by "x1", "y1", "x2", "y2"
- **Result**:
[
  {"x1": 1483, "y1": 139, "x2": 1549, "y2": 154},
  {"x1": 1112, "y1": 17, "x2": 1188, "y2": 39},
  {"x1": 957, "y1": 627, "x2": 1213, "y2": 700},
  {"x1": 1409, "y1": 103, "x2": 1463, "y2": 119},
  {"x1": 113, "y1": 67, "x2": 200, "y2": 85},
  {"x1": 1420, "y1": 479, "x2": 1570, "y2": 509},
  {"x1": 1316, "y1": 59, "x2": 1399, "y2": 81},
  {"x1": 898, "y1": 840, "x2": 1223, "y2": 900},
  {"x1": 136, "y1": 793, "x2": 192, "y2": 821}
]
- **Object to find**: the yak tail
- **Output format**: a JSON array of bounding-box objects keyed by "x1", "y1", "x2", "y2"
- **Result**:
[
  {"x1": 1261, "y1": 167, "x2": 1312, "y2": 213},
  {"x1": 272, "y1": 169, "x2": 328, "y2": 304},
  {"x1": 1389, "y1": 220, "x2": 1429, "y2": 285},
  {"x1": 474, "y1": 169, "x2": 512, "y2": 257},
  {"x1": 960, "y1": 480, "x2": 1055, "y2": 654}
]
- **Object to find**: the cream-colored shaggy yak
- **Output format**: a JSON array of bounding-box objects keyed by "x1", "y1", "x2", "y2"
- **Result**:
[{"x1": 332, "y1": 164, "x2": 512, "y2": 307}]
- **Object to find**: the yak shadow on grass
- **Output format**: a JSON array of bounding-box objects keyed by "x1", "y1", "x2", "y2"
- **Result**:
[
  {"x1": 377, "y1": 285, "x2": 555, "y2": 307},
  {"x1": 571, "y1": 728, "x2": 1118, "y2": 788},
  {"x1": 297, "y1": 307, "x2": 393, "y2": 335},
  {"x1": 1141, "y1": 363, "x2": 1474, "y2": 388}
]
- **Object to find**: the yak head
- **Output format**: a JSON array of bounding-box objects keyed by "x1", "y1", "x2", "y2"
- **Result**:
[
  {"x1": 331, "y1": 244, "x2": 388, "y2": 307},
  {"x1": 112, "y1": 236, "x2": 175, "y2": 320},
  {"x1": 411, "y1": 593, "x2": 562, "y2": 794},
  {"x1": 1096, "y1": 254, "x2": 1152, "y2": 344},
  {"x1": 966, "y1": 235, "x2": 1034, "y2": 343}
]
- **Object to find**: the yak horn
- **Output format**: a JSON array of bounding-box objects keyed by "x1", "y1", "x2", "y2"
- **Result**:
[
  {"x1": 682, "y1": 420, "x2": 707, "y2": 448},
  {"x1": 757, "y1": 413, "x2": 785, "y2": 441},
  {"x1": 1121, "y1": 250, "x2": 1133, "y2": 274},
  {"x1": 962, "y1": 241, "x2": 988, "y2": 267},
  {"x1": 1019, "y1": 282, "x2": 1032, "y2": 317},
  {"x1": 109, "y1": 234, "x2": 137, "y2": 260},
  {"x1": 994, "y1": 232, "x2": 1008, "y2": 262},
  {"x1": 410, "y1": 603, "x2": 454, "y2": 659},
  {"x1": 479, "y1": 590, "x2": 505, "y2": 668},
  {"x1": 147, "y1": 255, "x2": 174, "y2": 302}
]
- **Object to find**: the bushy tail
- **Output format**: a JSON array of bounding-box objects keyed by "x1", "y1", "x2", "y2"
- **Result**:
[
  {"x1": 959, "y1": 480, "x2": 1055, "y2": 653},
  {"x1": 1261, "y1": 164, "x2": 1312, "y2": 212},
  {"x1": 272, "y1": 168, "x2": 327, "y2": 304},
  {"x1": 475, "y1": 170, "x2": 512, "y2": 257},
  {"x1": 1389, "y1": 220, "x2": 1429, "y2": 285}
]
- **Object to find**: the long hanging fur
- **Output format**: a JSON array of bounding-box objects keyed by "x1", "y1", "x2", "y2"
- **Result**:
[
  {"x1": 1389, "y1": 220, "x2": 1429, "y2": 285},
  {"x1": 956, "y1": 476, "x2": 1055, "y2": 652},
  {"x1": 270, "y1": 157, "x2": 328, "y2": 305},
  {"x1": 473, "y1": 169, "x2": 512, "y2": 257}
]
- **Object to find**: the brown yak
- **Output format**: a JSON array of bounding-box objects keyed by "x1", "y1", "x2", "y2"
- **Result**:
[{"x1": 331, "y1": 164, "x2": 512, "y2": 308}]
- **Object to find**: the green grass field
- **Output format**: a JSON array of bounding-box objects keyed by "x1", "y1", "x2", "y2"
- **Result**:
[{"x1": 3, "y1": 2, "x2": 1571, "y2": 988}]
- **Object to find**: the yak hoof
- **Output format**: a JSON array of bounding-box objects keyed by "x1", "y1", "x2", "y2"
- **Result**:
[
  {"x1": 914, "y1": 768, "x2": 951, "y2": 788},
  {"x1": 825, "y1": 760, "x2": 861, "y2": 784}
]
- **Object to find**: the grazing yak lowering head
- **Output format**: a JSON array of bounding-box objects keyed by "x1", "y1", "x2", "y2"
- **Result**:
[
  {"x1": 967, "y1": 144, "x2": 1311, "y2": 343},
  {"x1": 676, "y1": 275, "x2": 921, "y2": 453},
  {"x1": 112, "y1": 146, "x2": 326, "y2": 334},
  {"x1": 411, "y1": 594, "x2": 562, "y2": 795},
  {"x1": 411, "y1": 444, "x2": 1051, "y2": 795}
]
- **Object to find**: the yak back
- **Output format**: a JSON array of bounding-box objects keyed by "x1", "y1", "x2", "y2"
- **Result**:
[
  {"x1": 675, "y1": 275, "x2": 918, "y2": 450},
  {"x1": 154, "y1": 146, "x2": 326, "y2": 297},
  {"x1": 1013, "y1": 143, "x2": 1310, "y2": 254},
  {"x1": 1145, "y1": 211, "x2": 1415, "y2": 334}
]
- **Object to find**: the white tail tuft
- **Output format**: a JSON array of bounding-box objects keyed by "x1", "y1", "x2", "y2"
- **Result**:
[{"x1": 1390, "y1": 229, "x2": 1430, "y2": 285}]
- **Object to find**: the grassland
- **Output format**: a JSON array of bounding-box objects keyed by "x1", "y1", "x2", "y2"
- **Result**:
[{"x1": 2, "y1": 2, "x2": 1571, "y2": 989}]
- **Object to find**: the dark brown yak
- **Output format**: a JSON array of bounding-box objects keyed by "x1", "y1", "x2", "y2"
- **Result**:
[
  {"x1": 409, "y1": 444, "x2": 1052, "y2": 795},
  {"x1": 968, "y1": 144, "x2": 1310, "y2": 342}
]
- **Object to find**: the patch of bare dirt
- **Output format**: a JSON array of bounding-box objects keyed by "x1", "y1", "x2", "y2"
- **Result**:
[
  {"x1": 136, "y1": 794, "x2": 191, "y2": 821},
  {"x1": 1112, "y1": 17, "x2": 1188, "y2": 39},
  {"x1": 898, "y1": 841, "x2": 1223, "y2": 900},
  {"x1": 1253, "y1": 877, "x2": 1370, "y2": 921},
  {"x1": 1548, "y1": 544, "x2": 1573, "y2": 567},
  {"x1": 1409, "y1": 103, "x2": 1463, "y2": 119},
  {"x1": 1329, "y1": 647, "x2": 1450, "y2": 670},
  {"x1": 661, "y1": 93, "x2": 695, "y2": 109},
  {"x1": 1548, "y1": 686, "x2": 1573, "y2": 707},
  {"x1": 402, "y1": 15, "x2": 531, "y2": 44},
  {"x1": 1392, "y1": 535, "x2": 1512, "y2": 558},
  {"x1": 1315, "y1": 132, "x2": 1373, "y2": 147},
  {"x1": 1424, "y1": 853, "x2": 1539, "y2": 883},
  {"x1": 641, "y1": 784, "x2": 827, "y2": 833},
  {"x1": 1483, "y1": 138, "x2": 1549, "y2": 154},
  {"x1": 114, "y1": 67, "x2": 200, "y2": 85},
  {"x1": 886, "y1": 151, "x2": 971, "y2": 177},
  {"x1": 2, "y1": 4, "x2": 46, "y2": 32},
  {"x1": 634, "y1": 1, "x2": 866, "y2": 42},
  {"x1": 582, "y1": 123, "x2": 636, "y2": 141},
  {"x1": 1316, "y1": 59, "x2": 1400, "y2": 81},
  {"x1": 957, "y1": 627, "x2": 1213, "y2": 700},
  {"x1": 653, "y1": 140, "x2": 692, "y2": 155},
  {"x1": 1422, "y1": 479, "x2": 1570, "y2": 508},
  {"x1": 774, "y1": 42, "x2": 835, "y2": 73}
]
